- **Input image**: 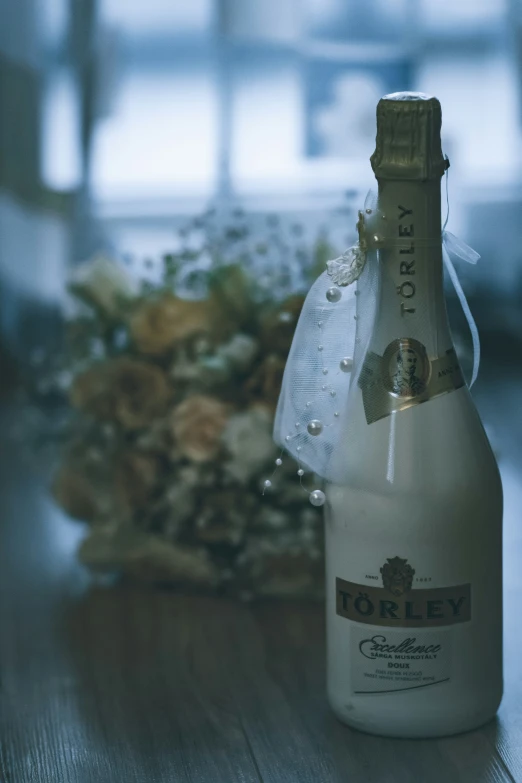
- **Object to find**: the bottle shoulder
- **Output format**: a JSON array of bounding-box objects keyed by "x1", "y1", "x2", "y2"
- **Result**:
[{"x1": 330, "y1": 386, "x2": 501, "y2": 501}]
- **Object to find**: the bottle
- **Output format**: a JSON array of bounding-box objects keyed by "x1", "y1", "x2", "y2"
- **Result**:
[{"x1": 325, "y1": 92, "x2": 503, "y2": 738}]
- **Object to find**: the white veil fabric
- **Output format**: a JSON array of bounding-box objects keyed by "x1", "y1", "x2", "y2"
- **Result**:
[{"x1": 273, "y1": 195, "x2": 481, "y2": 482}]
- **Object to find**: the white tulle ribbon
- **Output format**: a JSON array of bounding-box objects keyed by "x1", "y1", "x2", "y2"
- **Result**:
[
  {"x1": 273, "y1": 206, "x2": 481, "y2": 481},
  {"x1": 442, "y1": 229, "x2": 481, "y2": 388},
  {"x1": 272, "y1": 267, "x2": 360, "y2": 478}
]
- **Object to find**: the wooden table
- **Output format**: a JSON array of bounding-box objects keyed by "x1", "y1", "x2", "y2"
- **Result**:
[{"x1": 1, "y1": 353, "x2": 521, "y2": 782}]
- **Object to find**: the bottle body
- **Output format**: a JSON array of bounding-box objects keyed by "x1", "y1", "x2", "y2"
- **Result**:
[
  {"x1": 325, "y1": 175, "x2": 503, "y2": 738},
  {"x1": 325, "y1": 386, "x2": 503, "y2": 738}
]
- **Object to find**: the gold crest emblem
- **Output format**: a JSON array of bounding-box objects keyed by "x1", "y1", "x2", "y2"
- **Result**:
[{"x1": 380, "y1": 556, "x2": 415, "y2": 597}]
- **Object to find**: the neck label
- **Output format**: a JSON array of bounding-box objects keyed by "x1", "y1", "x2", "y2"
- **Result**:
[{"x1": 358, "y1": 342, "x2": 464, "y2": 425}]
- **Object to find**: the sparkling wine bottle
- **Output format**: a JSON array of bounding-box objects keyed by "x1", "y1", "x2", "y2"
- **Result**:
[{"x1": 325, "y1": 93, "x2": 503, "y2": 738}]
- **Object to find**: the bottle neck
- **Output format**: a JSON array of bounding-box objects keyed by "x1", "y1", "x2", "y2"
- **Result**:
[{"x1": 370, "y1": 177, "x2": 452, "y2": 360}]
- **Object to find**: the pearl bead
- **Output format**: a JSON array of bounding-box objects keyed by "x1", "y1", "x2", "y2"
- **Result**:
[
  {"x1": 306, "y1": 401, "x2": 311, "y2": 408},
  {"x1": 322, "y1": 368, "x2": 328, "y2": 375},
  {"x1": 321, "y1": 385, "x2": 327, "y2": 391},
  {"x1": 340, "y1": 357, "x2": 353, "y2": 372},
  {"x1": 365, "y1": 208, "x2": 372, "y2": 214},
  {"x1": 297, "y1": 469, "x2": 304, "y2": 476},
  {"x1": 318, "y1": 321, "x2": 323, "y2": 327},
  {"x1": 275, "y1": 458, "x2": 282, "y2": 466},
  {"x1": 326, "y1": 287, "x2": 342, "y2": 303},
  {"x1": 307, "y1": 420, "x2": 323, "y2": 436},
  {"x1": 334, "y1": 411, "x2": 340, "y2": 417},
  {"x1": 309, "y1": 489, "x2": 326, "y2": 507},
  {"x1": 285, "y1": 435, "x2": 291, "y2": 442},
  {"x1": 296, "y1": 446, "x2": 301, "y2": 452},
  {"x1": 318, "y1": 345, "x2": 323, "y2": 352},
  {"x1": 264, "y1": 479, "x2": 272, "y2": 489},
  {"x1": 295, "y1": 422, "x2": 300, "y2": 428},
  {"x1": 330, "y1": 390, "x2": 336, "y2": 397}
]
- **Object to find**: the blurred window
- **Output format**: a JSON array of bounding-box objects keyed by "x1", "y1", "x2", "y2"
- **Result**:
[
  {"x1": 39, "y1": 0, "x2": 82, "y2": 191},
  {"x1": 39, "y1": 0, "x2": 69, "y2": 52},
  {"x1": 92, "y1": 68, "x2": 218, "y2": 199},
  {"x1": 419, "y1": 0, "x2": 506, "y2": 35},
  {"x1": 101, "y1": 0, "x2": 213, "y2": 37},
  {"x1": 42, "y1": 68, "x2": 82, "y2": 191},
  {"x1": 59, "y1": 0, "x2": 520, "y2": 213},
  {"x1": 91, "y1": 0, "x2": 217, "y2": 202},
  {"x1": 230, "y1": 53, "x2": 302, "y2": 192},
  {"x1": 305, "y1": 0, "x2": 412, "y2": 43}
]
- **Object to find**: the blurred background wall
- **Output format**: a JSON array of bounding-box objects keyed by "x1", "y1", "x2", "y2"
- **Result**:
[{"x1": 1, "y1": 0, "x2": 522, "y2": 366}]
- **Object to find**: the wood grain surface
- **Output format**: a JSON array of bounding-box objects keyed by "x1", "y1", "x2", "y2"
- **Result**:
[{"x1": 0, "y1": 348, "x2": 521, "y2": 783}]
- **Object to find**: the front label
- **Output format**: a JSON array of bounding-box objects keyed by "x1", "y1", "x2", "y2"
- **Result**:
[
  {"x1": 336, "y1": 556, "x2": 471, "y2": 696},
  {"x1": 336, "y1": 555, "x2": 471, "y2": 628},
  {"x1": 358, "y1": 343, "x2": 464, "y2": 425},
  {"x1": 350, "y1": 626, "x2": 452, "y2": 694},
  {"x1": 337, "y1": 576, "x2": 471, "y2": 628}
]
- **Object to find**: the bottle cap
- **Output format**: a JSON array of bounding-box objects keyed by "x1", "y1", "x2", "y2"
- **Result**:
[{"x1": 370, "y1": 92, "x2": 448, "y2": 181}]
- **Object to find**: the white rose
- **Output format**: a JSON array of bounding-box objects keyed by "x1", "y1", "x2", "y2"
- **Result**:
[
  {"x1": 69, "y1": 254, "x2": 139, "y2": 316},
  {"x1": 222, "y1": 406, "x2": 274, "y2": 483},
  {"x1": 217, "y1": 334, "x2": 258, "y2": 371}
]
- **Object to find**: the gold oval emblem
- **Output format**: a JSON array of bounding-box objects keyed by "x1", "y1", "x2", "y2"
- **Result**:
[
  {"x1": 380, "y1": 556, "x2": 415, "y2": 596},
  {"x1": 382, "y1": 338, "x2": 431, "y2": 399}
]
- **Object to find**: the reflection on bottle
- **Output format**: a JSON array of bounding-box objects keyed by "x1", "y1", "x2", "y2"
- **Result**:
[{"x1": 386, "y1": 410, "x2": 396, "y2": 485}]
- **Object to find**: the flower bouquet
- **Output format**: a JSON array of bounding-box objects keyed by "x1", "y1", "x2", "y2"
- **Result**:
[{"x1": 36, "y1": 209, "x2": 345, "y2": 598}]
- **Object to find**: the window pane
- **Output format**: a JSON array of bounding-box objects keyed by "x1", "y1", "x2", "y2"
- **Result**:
[
  {"x1": 41, "y1": 68, "x2": 82, "y2": 191},
  {"x1": 305, "y1": 0, "x2": 412, "y2": 43},
  {"x1": 38, "y1": 0, "x2": 69, "y2": 51},
  {"x1": 101, "y1": 0, "x2": 213, "y2": 37},
  {"x1": 91, "y1": 67, "x2": 218, "y2": 201},
  {"x1": 420, "y1": 0, "x2": 506, "y2": 33},
  {"x1": 416, "y1": 53, "x2": 521, "y2": 186},
  {"x1": 230, "y1": 54, "x2": 302, "y2": 191},
  {"x1": 223, "y1": 0, "x2": 300, "y2": 43},
  {"x1": 305, "y1": 58, "x2": 412, "y2": 159}
]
